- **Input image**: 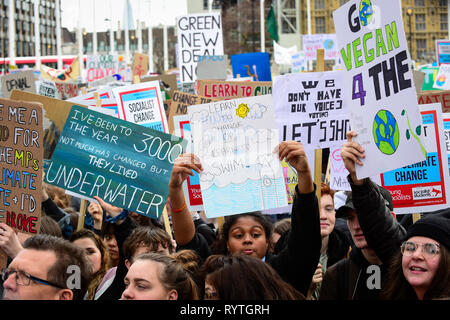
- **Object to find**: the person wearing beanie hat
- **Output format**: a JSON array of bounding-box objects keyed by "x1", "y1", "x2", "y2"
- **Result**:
[
  {"x1": 381, "y1": 214, "x2": 450, "y2": 300},
  {"x1": 339, "y1": 131, "x2": 449, "y2": 300}
]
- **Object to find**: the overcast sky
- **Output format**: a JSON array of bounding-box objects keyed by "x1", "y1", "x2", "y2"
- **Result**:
[{"x1": 61, "y1": 0, "x2": 188, "y2": 32}]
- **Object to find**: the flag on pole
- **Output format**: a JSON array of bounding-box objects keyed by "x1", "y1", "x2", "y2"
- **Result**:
[{"x1": 266, "y1": 5, "x2": 278, "y2": 42}]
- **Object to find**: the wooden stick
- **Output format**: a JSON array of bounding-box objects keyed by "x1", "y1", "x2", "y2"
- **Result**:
[
  {"x1": 93, "y1": 92, "x2": 101, "y2": 108},
  {"x1": 77, "y1": 199, "x2": 87, "y2": 231},
  {"x1": 314, "y1": 48, "x2": 325, "y2": 205},
  {"x1": 324, "y1": 152, "x2": 331, "y2": 185},
  {"x1": 133, "y1": 75, "x2": 141, "y2": 84},
  {"x1": 217, "y1": 216, "x2": 225, "y2": 233},
  {"x1": 412, "y1": 213, "x2": 421, "y2": 223},
  {"x1": 162, "y1": 207, "x2": 173, "y2": 242}
]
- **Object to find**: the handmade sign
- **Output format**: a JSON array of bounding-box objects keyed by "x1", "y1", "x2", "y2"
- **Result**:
[
  {"x1": 40, "y1": 57, "x2": 80, "y2": 83},
  {"x1": 0, "y1": 98, "x2": 43, "y2": 234},
  {"x1": 172, "y1": 114, "x2": 203, "y2": 211},
  {"x1": 177, "y1": 13, "x2": 224, "y2": 83},
  {"x1": 55, "y1": 82, "x2": 79, "y2": 100},
  {"x1": 45, "y1": 105, "x2": 187, "y2": 219},
  {"x1": 132, "y1": 52, "x2": 149, "y2": 78},
  {"x1": 291, "y1": 52, "x2": 306, "y2": 73},
  {"x1": 86, "y1": 54, "x2": 127, "y2": 82},
  {"x1": 418, "y1": 90, "x2": 450, "y2": 113},
  {"x1": 433, "y1": 64, "x2": 450, "y2": 91},
  {"x1": 188, "y1": 95, "x2": 288, "y2": 218},
  {"x1": 436, "y1": 40, "x2": 450, "y2": 66},
  {"x1": 273, "y1": 41, "x2": 298, "y2": 65},
  {"x1": 333, "y1": 0, "x2": 426, "y2": 179},
  {"x1": 329, "y1": 146, "x2": 351, "y2": 191},
  {"x1": 113, "y1": 82, "x2": 168, "y2": 132},
  {"x1": 273, "y1": 71, "x2": 350, "y2": 149},
  {"x1": 378, "y1": 103, "x2": 449, "y2": 214},
  {"x1": 196, "y1": 55, "x2": 228, "y2": 80},
  {"x1": 1, "y1": 70, "x2": 36, "y2": 98},
  {"x1": 230, "y1": 52, "x2": 272, "y2": 81},
  {"x1": 303, "y1": 34, "x2": 339, "y2": 61},
  {"x1": 168, "y1": 90, "x2": 218, "y2": 134},
  {"x1": 420, "y1": 66, "x2": 441, "y2": 91},
  {"x1": 197, "y1": 80, "x2": 272, "y2": 99}
]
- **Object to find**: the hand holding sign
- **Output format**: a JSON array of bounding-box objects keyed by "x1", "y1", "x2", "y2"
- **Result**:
[
  {"x1": 94, "y1": 196, "x2": 123, "y2": 224},
  {"x1": 169, "y1": 153, "x2": 204, "y2": 190},
  {"x1": 341, "y1": 131, "x2": 365, "y2": 185},
  {"x1": 0, "y1": 223, "x2": 23, "y2": 259}
]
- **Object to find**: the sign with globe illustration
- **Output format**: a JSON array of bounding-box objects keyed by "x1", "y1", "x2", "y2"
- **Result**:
[
  {"x1": 359, "y1": 0, "x2": 373, "y2": 26},
  {"x1": 373, "y1": 110, "x2": 399, "y2": 155}
]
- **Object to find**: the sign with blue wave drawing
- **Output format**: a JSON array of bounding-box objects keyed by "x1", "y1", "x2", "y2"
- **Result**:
[
  {"x1": 188, "y1": 95, "x2": 288, "y2": 218},
  {"x1": 230, "y1": 52, "x2": 272, "y2": 81},
  {"x1": 45, "y1": 105, "x2": 187, "y2": 219}
]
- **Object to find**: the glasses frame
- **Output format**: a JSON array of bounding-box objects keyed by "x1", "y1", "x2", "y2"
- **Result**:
[
  {"x1": 400, "y1": 241, "x2": 441, "y2": 257},
  {"x1": 1, "y1": 268, "x2": 63, "y2": 289}
]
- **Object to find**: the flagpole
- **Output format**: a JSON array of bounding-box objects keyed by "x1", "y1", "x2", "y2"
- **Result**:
[
  {"x1": 34, "y1": 0, "x2": 41, "y2": 69},
  {"x1": 77, "y1": 0, "x2": 84, "y2": 79},
  {"x1": 8, "y1": 0, "x2": 15, "y2": 68},
  {"x1": 56, "y1": 0, "x2": 63, "y2": 69},
  {"x1": 260, "y1": 0, "x2": 265, "y2": 52},
  {"x1": 125, "y1": 0, "x2": 130, "y2": 65},
  {"x1": 93, "y1": 0, "x2": 97, "y2": 56}
]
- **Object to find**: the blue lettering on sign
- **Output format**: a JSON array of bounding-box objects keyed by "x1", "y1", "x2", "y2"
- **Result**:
[
  {"x1": 444, "y1": 120, "x2": 450, "y2": 130},
  {"x1": 421, "y1": 113, "x2": 435, "y2": 125}
]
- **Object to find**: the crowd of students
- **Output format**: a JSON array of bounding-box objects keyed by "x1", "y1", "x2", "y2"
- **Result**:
[{"x1": 0, "y1": 133, "x2": 448, "y2": 300}]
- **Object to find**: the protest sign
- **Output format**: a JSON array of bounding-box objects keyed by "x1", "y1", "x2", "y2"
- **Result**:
[
  {"x1": 86, "y1": 54, "x2": 127, "y2": 82},
  {"x1": 0, "y1": 99, "x2": 43, "y2": 235},
  {"x1": 418, "y1": 90, "x2": 450, "y2": 113},
  {"x1": 273, "y1": 71, "x2": 350, "y2": 149},
  {"x1": 55, "y1": 82, "x2": 79, "y2": 100},
  {"x1": 433, "y1": 64, "x2": 450, "y2": 90},
  {"x1": 172, "y1": 114, "x2": 203, "y2": 211},
  {"x1": 420, "y1": 66, "x2": 441, "y2": 91},
  {"x1": 273, "y1": 41, "x2": 298, "y2": 65},
  {"x1": 196, "y1": 55, "x2": 228, "y2": 80},
  {"x1": 10, "y1": 90, "x2": 88, "y2": 159},
  {"x1": 436, "y1": 40, "x2": 450, "y2": 66},
  {"x1": 303, "y1": 34, "x2": 339, "y2": 61},
  {"x1": 40, "y1": 57, "x2": 80, "y2": 82},
  {"x1": 141, "y1": 74, "x2": 177, "y2": 100},
  {"x1": 177, "y1": 13, "x2": 224, "y2": 83},
  {"x1": 168, "y1": 90, "x2": 218, "y2": 134},
  {"x1": 38, "y1": 80, "x2": 58, "y2": 98},
  {"x1": 230, "y1": 52, "x2": 272, "y2": 81},
  {"x1": 197, "y1": 80, "x2": 272, "y2": 99},
  {"x1": 188, "y1": 95, "x2": 288, "y2": 218},
  {"x1": 412, "y1": 70, "x2": 425, "y2": 93},
  {"x1": 113, "y1": 82, "x2": 168, "y2": 132},
  {"x1": 291, "y1": 52, "x2": 306, "y2": 73},
  {"x1": 45, "y1": 105, "x2": 187, "y2": 219},
  {"x1": 1, "y1": 70, "x2": 36, "y2": 98},
  {"x1": 378, "y1": 103, "x2": 450, "y2": 214},
  {"x1": 443, "y1": 113, "x2": 450, "y2": 176},
  {"x1": 132, "y1": 52, "x2": 149, "y2": 78},
  {"x1": 329, "y1": 146, "x2": 351, "y2": 191},
  {"x1": 333, "y1": 0, "x2": 426, "y2": 179}
]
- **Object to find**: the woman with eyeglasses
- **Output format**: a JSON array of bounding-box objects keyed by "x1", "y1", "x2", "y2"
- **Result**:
[{"x1": 381, "y1": 214, "x2": 450, "y2": 300}]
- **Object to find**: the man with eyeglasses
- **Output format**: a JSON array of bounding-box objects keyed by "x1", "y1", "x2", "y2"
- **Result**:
[{"x1": 2, "y1": 234, "x2": 92, "y2": 300}]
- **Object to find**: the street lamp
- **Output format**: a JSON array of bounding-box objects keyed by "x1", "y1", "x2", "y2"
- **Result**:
[{"x1": 406, "y1": 7, "x2": 413, "y2": 58}]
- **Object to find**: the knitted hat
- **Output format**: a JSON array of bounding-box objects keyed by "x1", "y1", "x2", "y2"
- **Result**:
[{"x1": 406, "y1": 215, "x2": 450, "y2": 250}]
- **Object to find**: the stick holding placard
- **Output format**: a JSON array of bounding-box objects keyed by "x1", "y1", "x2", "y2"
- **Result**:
[
  {"x1": 314, "y1": 48, "x2": 325, "y2": 205},
  {"x1": 77, "y1": 199, "x2": 87, "y2": 231}
]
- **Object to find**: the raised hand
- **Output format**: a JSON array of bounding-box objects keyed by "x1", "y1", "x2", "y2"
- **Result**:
[
  {"x1": 341, "y1": 131, "x2": 365, "y2": 184},
  {"x1": 168, "y1": 153, "x2": 203, "y2": 190}
]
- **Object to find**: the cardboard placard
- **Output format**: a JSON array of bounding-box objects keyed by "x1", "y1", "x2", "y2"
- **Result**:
[
  {"x1": 177, "y1": 13, "x2": 224, "y2": 83},
  {"x1": 40, "y1": 57, "x2": 80, "y2": 83},
  {"x1": 45, "y1": 106, "x2": 187, "y2": 219},
  {"x1": 167, "y1": 90, "x2": 219, "y2": 134},
  {"x1": 86, "y1": 54, "x2": 127, "y2": 83},
  {"x1": 197, "y1": 80, "x2": 272, "y2": 99},
  {"x1": 333, "y1": 0, "x2": 426, "y2": 179},
  {"x1": 418, "y1": 90, "x2": 450, "y2": 113},
  {"x1": 9, "y1": 90, "x2": 88, "y2": 159},
  {"x1": 0, "y1": 99, "x2": 43, "y2": 267},
  {"x1": 1, "y1": 70, "x2": 36, "y2": 98},
  {"x1": 302, "y1": 34, "x2": 339, "y2": 61},
  {"x1": 132, "y1": 52, "x2": 149, "y2": 78}
]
